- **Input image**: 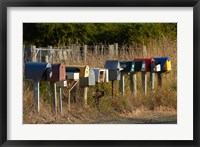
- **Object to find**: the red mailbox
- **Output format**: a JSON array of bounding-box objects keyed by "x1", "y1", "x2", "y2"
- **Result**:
[
  {"x1": 49, "y1": 63, "x2": 66, "y2": 82},
  {"x1": 134, "y1": 58, "x2": 154, "y2": 72}
]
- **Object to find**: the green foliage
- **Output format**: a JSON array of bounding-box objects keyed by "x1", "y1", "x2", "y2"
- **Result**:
[{"x1": 23, "y1": 23, "x2": 177, "y2": 47}]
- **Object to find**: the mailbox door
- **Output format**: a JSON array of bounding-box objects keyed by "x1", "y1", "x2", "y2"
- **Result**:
[
  {"x1": 88, "y1": 69, "x2": 95, "y2": 85},
  {"x1": 104, "y1": 69, "x2": 109, "y2": 82},
  {"x1": 164, "y1": 60, "x2": 172, "y2": 71}
]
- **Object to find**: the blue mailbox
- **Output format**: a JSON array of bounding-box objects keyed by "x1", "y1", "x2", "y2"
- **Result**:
[
  {"x1": 104, "y1": 60, "x2": 122, "y2": 81},
  {"x1": 154, "y1": 57, "x2": 171, "y2": 72},
  {"x1": 25, "y1": 62, "x2": 52, "y2": 81}
]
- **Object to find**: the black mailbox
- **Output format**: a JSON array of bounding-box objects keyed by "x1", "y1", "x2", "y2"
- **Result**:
[
  {"x1": 25, "y1": 62, "x2": 52, "y2": 81},
  {"x1": 104, "y1": 60, "x2": 122, "y2": 81},
  {"x1": 120, "y1": 61, "x2": 135, "y2": 73}
]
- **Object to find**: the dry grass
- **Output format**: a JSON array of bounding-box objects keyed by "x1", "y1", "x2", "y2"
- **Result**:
[{"x1": 23, "y1": 37, "x2": 177, "y2": 124}]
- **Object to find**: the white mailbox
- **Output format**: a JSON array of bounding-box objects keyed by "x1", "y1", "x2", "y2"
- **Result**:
[
  {"x1": 92, "y1": 68, "x2": 106, "y2": 83},
  {"x1": 66, "y1": 72, "x2": 79, "y2": 81}
]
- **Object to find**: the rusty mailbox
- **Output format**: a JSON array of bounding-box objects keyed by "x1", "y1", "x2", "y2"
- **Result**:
[{"x1": 49, "y1": 63, "x2": 66, "y2": 82}]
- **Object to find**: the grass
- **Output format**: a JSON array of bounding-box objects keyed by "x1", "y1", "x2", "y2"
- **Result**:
[{"x1": 23, "y1": 37, "x2": 177, "y2": 124}]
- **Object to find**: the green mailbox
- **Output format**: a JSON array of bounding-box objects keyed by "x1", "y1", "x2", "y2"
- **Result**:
[{"x1": 120, "y1": 61, "x2": 135, "y2": 73}]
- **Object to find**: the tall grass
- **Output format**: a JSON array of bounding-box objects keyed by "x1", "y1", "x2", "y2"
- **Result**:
[{"x1": 23, "y1": 37, "x2": 177, "y2": 124}]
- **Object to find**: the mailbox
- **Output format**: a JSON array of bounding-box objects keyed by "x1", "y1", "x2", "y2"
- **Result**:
[
  {"x1": 154, "y1": 57, "x2": 171, "y2": 72},
  {"x1": 134, "y1": 58, "x2": 154, "y2": 72},
  {"x1": 79, "y1": 69, "x2": 95, "y2": 87},
  {"x1": 49, "y1": 63, "x2": 66, "y2": 82},
  {"x1": 25, "y1": 62, "x2": 52, "y2": 81},
  {"x1": 92, "y1": 68, "x2": 106, "y2": 83},
  {"x1": 104, "y1": 60, "x2": 122, "y2": 81},
  {"x1": 120, "y1": 61, "x2": 135, "y2": 73},
  {"x1": 66, "y1": 67, "x2": 80, "y2": 81},
  {"x1": 77, "y1": 66, "x2": 89, "y2": 77},
  {"x1": 134, "y1": 60, "x2": 146, "y2": 72}
]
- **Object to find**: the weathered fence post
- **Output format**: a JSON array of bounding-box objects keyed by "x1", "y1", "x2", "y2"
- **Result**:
[
  {"x1": 109, "y1": 44, "x2": 114, "y2": 58},
  {"x1": 32, "y1": 45, "x2": 37, "y2": 62},
  {"x1": 114, "y1": 43, "x2": 118, "y2": 57},
  {"x1": 84, "y1": 45, "x2": 87, "y2": 64},
  {"x1": 143, "y1": 45, "x2": 147, "y2": 57},
  {"x1": 130, "y1": 73, "x2": 137, "y2": 96},
  {"x1": 48, "y1": 46, "x2": 53, "y2": 63},
  {"x1": 34, "y1": 81, "x2": 40, "y2": 112}
]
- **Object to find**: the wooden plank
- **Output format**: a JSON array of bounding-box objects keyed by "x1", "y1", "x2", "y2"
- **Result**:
[
  {"x1": 142, "y1": 72, "x2": 147, "y2": 95},
  {"x1": 34, "y1": 81, "x2": 40, "y2": 113},
  {"x1": 50, "y1": 82, "x2": 57, "y2": 114}
]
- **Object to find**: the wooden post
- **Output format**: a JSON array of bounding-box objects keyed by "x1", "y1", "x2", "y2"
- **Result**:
[
  {"x1": 109, "y1": 45, "x2": 114, "y2": 58},
  {"x1": 130, "y1": 73, "x2": 137, "y2": 96},
  {"x1": 150, "y1": 72, "x2": 155, "y2": 90},
  {"x1": 34, "y1": 81, "x2": 40, "y2": 112},
  {"x1": 114, "y1": 43, "x2": 118, "y2": 57},
  {"x1": 112, "y1": 80, "x2": 114, "y2": 98},
  {"x1": 95, "y1": 45, "x2": 98, "y2": 55},
  {"x1": 32, "y1": 45, "x2": 37, "y2": 62},
  {"x1": 142, "y1": 72, "x2": 147, "y2": 95},
  {"x1": 119, "y1": 72, "x2": 125, "y2": 96},
  {"x1": 50, "y1": 82, "x2": 57, "y2": 114},
  {"x1": 84, "y1": 45, "x2": 87, "y2": 64},
  {"x1": 59, "y1": 88, "x2": 62, "y2": 113},
  {"x1": 39, "y1": 50, "x2": 42, "y2": 62},
  {"x1": 48, "y1": 46, "x2": 53, "y2": 63},
  {"x1": 143, "y1": 45, "x2": 147, "y2": 57},
  {"x1": 68, "y1": 90, "x2": 71, "y2": 111},
  {"x1": 84, "y1": 87, "x2": 88, "y2": 107},
  {"x1": 157, "y1": 73, "x2": 162, "y2": 87}
]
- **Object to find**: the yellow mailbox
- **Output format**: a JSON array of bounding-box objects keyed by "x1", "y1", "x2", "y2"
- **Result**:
[{"x1": 77, "y1": 65, "x2": 89, "y2": 77}]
